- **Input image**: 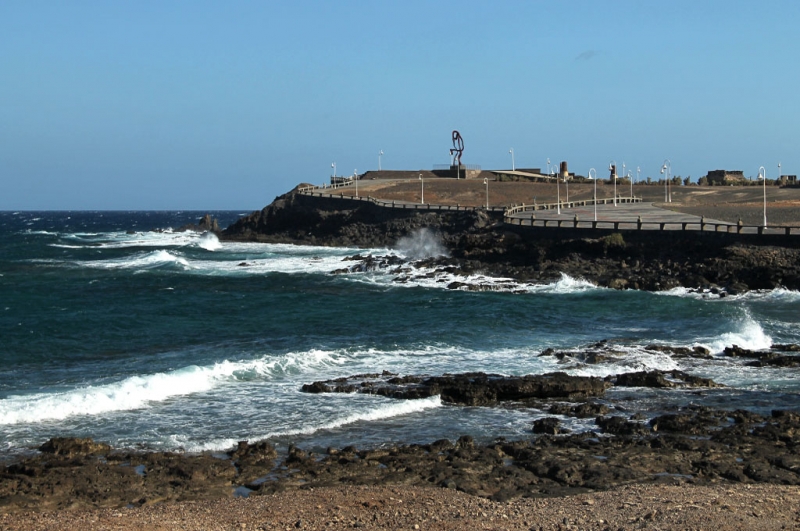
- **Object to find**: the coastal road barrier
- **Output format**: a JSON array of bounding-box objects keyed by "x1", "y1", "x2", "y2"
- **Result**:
[
  {"x1": 503, "y1": 204, "x2": 800, "y2": 236},
  {"x1": 298, "y1": 189, "x2": 505, "y2": 213},
  {"x1": 504, "y1": 196, "x2": 641, "y2": 215},
  {"x1": 505, "y1": 211, "x2": 800, "y2": 236}
]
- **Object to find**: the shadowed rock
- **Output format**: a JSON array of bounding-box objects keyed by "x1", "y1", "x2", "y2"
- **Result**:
[
  {"x1": 644, "y1": 344, "x2": 712, "y2": 359},
  {"x1": 301, "y1": 371, "x2": 611, "y2": 405},
  {"x1": 38, "y1": 437, "x2": 111, "y2": 457},
  {"x1": 609, "y1": 370, "x2": 721, "y2": 388}
]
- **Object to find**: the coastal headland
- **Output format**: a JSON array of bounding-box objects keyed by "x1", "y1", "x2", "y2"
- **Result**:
[{"x1": 221, "y1": 178, "x2": 800, "y2": 294}]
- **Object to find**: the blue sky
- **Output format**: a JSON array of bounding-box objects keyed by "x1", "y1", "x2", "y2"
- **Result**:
[{"x1": 1, "y1": 1, "x2": 797, "y2": 210}]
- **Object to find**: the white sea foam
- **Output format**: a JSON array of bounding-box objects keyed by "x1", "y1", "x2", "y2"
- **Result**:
[
  {"x1": 197, "y1": 232, "x2": 222, "y2": 251},
  {"x1": 733, "y1": 287, "x2": 800, "y2": 303},
  {"x1": 63, "y1": 230, "x2": 202, "y2": 250},
  {"x1": 700, "y1": 310, "x2": 772, "y2": 354},
  {"x1": 528, "y1": 273, "x2": 599, "y2": 294},
  {"x1": 659, "y1": 285, "x2": 800, "y2": 302},
  {"x1": 347, "y1": 258, "x2": 601, "y2": 295},
  {"x1": 77, "y1": 249, "x2": 192, "y2": 271},
  {"x1": 395, "y1": 228, "x2": 448, "y2": 259},
  {"x1": 0, "y1": 350, "x2": 347, "y2": 426},
  {"x1": 565, "y1": 349, "x2": 681, "y2": 378},
  {"x1": 182, "y1": 395, "x2": 443, "y2": 453}
]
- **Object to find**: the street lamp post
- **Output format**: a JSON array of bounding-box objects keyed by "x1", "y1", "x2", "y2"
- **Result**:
[
  {"x1": 419, "y1": 173, "x2": 424, "y2": 204},
  {"x1": 483, "y1": 178, "x2": 489, "y2": 209},
  {"x1": 509, "y1": 148, "x2": 515, "y2": 171},
  {"x1": 378, "y1": 150, "x2": 383, "y2": 171},
  {"x1": 627, "y1": 171, "x2": 632, "y2": 200},
  {"x1": 636, "y1": 166, "x2": 640, "y2": 197},
  {"x1": 609, "y1": 160, "x2": 617, "y2": 207},
  {"x1": 660, "y1": 159, "x2": 671, "y2": 203},
  {"x1": 778, "y1": 162, "x2": 782, "y2": 184},
  {"x1": 622, "y1": 162, "x2": 626, "y2": 193},
  {"x1": 588, "y1": 168, "x2": 597, "y2": 221},
  {"x1": 565, "y1": 172, "x2": 569, "y2": 203},
  {"x1": 758, "y1": 166, "x2": 767, "y2": 227},
  {"x1": 331, "y1": 162, "x2": 336, "y2": 185},
  {"x1": 354, "y1": 169, "x2": 358, "y2": 198},
  {"x1": 546, "y1": 158, "x2": 551, "y2": 175},
  {"x1": 553, "y1": 167, "x2": 561, "y2": 215}
]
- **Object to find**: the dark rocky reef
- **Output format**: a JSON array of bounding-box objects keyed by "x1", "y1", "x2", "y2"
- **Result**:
[
  {"x1": 0, "y1": 438, "x2": 278, "y2": 512},
  {"x1": 8, "y1": 408, "x2": 800, "y2": 508},
  {"x1": 608, "y1": 370, "x2": 722, "y2": 389},
  {"x1": 301, "y1": 371, "x2": 611, "y2": 404},
  {"x1": 239, "y1": 407, "x2": 800, "y2": 501},
  {"x1": 221, "y1": 190, "x2": 800, "y2": 293},
  {"x1": 723, "y1": 343, "x2": 800, "y2": 367},
  {"x1": 302, "y1": 370, "x2": 721, "y2": 406}
]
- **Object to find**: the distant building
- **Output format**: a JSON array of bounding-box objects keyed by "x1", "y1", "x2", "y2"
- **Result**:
[
  {"x1": 706, "y1": 170, "x2": 746, "y2": 185},
  {"x1": 780, "y1": 175, "x2": 798, "y2": 185}
]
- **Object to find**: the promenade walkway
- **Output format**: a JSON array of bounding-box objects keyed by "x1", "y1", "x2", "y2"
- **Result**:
[
  {"x1": 509, "y1": 202, "x2": 728, "y2": 225},
  {"x1": 506, "y1": 202, "x2": 797, "y2": 235}
]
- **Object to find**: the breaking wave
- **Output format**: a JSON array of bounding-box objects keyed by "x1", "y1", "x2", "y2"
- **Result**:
[{"x1": 395, "y1": 228, "x2": 448, "y2": 259}]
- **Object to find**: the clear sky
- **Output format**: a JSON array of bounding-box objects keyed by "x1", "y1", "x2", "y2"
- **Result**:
[{"x1": 1, "y1": 1, "x2": 797, "y2": 210}]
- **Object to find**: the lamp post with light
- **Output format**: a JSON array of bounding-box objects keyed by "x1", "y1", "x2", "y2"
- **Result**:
[
  {"x1": 588, "y1": 168, "x2": 597, "y2": 221},
  {"x1": 483, "y1": 178, "x2": 489, "y2": 209},
  {"x1": 509, "y1": 148, "x2": 515, "y2": 171},
  {"x1": 419, "y1": 173, "x2": 424, "y2": 204},
  {"x1": 546, "y1": 158, "x2": 551, "y2": 175},
  {"x1": 626, "y1": 171, "x2": 632, "y2": 201},
  {"x1": 660, "y1": 159, "x2": 671, "y2": 203},
  {"x1": 354, "y1": 169, "x2": 358, "y2": 198},
  {"x1": 779, "y1": 162, "x2": 782, "y2": 184},
  {"x1": 758, "y1": 166, "x2": 767, "y2": 227},
  {"x1": 552, "y1": 167, "x2": 561, "y2": 215},
  {"x1": 378, "y1": 150, "x2": 383, "y2": 171},
  {"x1": 636, "y1": 166, "x2": 640, "y2": 197},
  {"x1": 331, "y1": 162, "x2": 336, "y2": 185}
]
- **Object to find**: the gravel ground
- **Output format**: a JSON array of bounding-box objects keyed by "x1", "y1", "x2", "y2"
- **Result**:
[{"x1": 4, "y1": 483, "x2": 799, "y2": 531}]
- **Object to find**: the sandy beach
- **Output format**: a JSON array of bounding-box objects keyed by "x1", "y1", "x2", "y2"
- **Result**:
[{"x1": 4, "y1": 483, "x2": 799, "y2": 531}]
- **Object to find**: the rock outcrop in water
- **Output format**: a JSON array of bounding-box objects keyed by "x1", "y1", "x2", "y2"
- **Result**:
[
  {"x1": 221, "y1": 190, "x2": 800, "y2": 293},
  {"x1": 301, "y1": 371, "x2": 611, "y2": 404}
]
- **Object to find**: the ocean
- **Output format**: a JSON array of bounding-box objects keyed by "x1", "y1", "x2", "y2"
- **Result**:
[{"x1": 2, "y1": 211, "x2": 799, "y2": 463}]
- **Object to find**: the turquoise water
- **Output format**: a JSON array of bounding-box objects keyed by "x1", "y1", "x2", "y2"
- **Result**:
[{"x1": 2, "y1": 211, "x2": 800, "y2": 460}]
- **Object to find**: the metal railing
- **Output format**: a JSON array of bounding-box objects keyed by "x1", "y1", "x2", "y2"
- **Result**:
[
  {"x1": 504, "y1": 204, "x2": 800, "y2": 236},
  {"x1": 504, "y1": 197, "x2": 641, "y2": 216},
  {"x1": 432, "y1": 164, "x2": 483, "y2": 171},
  {"x1": 298, "y1": 188, "x2": 504, "y2": 213}
]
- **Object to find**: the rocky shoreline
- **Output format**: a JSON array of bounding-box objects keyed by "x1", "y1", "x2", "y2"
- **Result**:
[
  {"x1": 220, "y1": 190, "x2": 800, "y2": 294},
  {"x1": 3, "y1": 343, "x2": 800, "y2": 514}
]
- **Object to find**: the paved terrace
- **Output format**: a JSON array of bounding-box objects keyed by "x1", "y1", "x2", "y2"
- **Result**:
[{"x1": 507, "y1": 202, "x2": 793, "y2": 235}]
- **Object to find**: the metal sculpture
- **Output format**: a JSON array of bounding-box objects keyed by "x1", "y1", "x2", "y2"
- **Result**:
[{"x1": 450, "y1": 130, "x2": 464, "y2": 166}]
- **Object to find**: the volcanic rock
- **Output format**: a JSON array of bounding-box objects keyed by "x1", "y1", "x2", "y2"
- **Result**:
[
  {"x1": 609, "y1": 370, "x2": 721, "y2": 388},
  {"x1": 302, "y1": 371, "x2": 610, "y2": 405}
]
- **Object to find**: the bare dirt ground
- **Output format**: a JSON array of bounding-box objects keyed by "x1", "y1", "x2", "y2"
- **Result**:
[
  {"x1": 5, "y1": 483, "x2": 799, "y2": 531},
  {"x1": 340, "y1": 179, "x2": 800, "y2": 227}
]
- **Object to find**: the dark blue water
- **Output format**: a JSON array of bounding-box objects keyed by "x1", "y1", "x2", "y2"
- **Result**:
[{"x1": 2, "y1": 211, "x2": 799, "y2": 461}]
